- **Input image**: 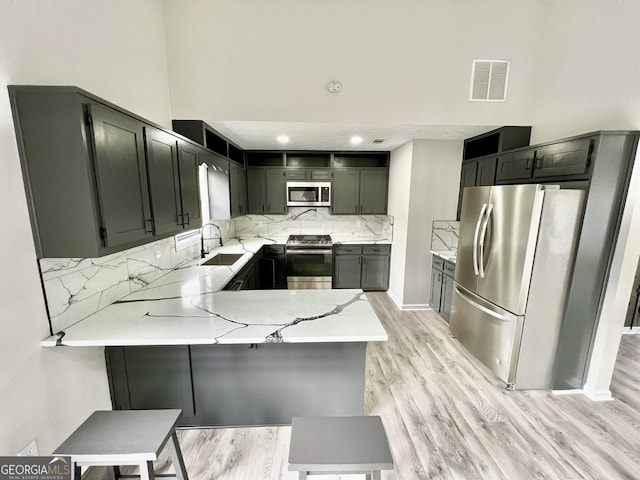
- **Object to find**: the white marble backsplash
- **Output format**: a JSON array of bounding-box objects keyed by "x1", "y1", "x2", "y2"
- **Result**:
[
  {"x1": 431, "y1": 220, "x2": 459, "y2": 251},
  {"x1": 40, "y1": 218, "x2": 233, "y2": 334},
  {"x1": 235, "y1": 207, "x2": 393, "y2": 244}
]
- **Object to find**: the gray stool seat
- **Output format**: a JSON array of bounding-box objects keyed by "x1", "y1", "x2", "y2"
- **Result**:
[
  {"x1": 288, "y1": 416, "x2": 394, "y2": 480},
  {"x1": 53, "y1": 409, "x2": 188, "y2": 480}
]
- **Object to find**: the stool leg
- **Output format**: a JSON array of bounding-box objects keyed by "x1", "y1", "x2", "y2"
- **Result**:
[
  {"x1": 166, "y1": 432, "x2": 189, "y2": 480},
  {"x1": 138, "y1": 461, "x2": 155, "y2": 480}
]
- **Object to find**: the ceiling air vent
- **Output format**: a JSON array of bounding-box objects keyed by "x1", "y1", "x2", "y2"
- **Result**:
[
  {"x1": 470, "y1": 59, "x2": 510, "y2": 102},
  {"x1": 370, "y1": 139, "x2": 385, "y2": 144}
]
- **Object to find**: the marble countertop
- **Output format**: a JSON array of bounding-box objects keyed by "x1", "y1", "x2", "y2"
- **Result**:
[
  {"x1": 430, "y1": 250, "x2": 457, "y2": 263},
  {"x1": 42, "y1": 238, "x2": 388, "y2": 347}
]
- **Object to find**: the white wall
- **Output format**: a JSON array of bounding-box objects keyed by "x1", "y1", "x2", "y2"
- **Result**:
[
  {"x1": 388, "y1": 142, "x2": 413, "y2": 307},
  {"x1": 388, "y1": 140, "x2": 462, "y2": 309},
  {"x1": 0, "y1": 0, "x2": 172, "y2": 455},
  {"x1": 162, "y1": 0, "x2": 541, "y2": 127},
  {"x1": 403, "y1": 140, "x2": 462, "y2": 306}
]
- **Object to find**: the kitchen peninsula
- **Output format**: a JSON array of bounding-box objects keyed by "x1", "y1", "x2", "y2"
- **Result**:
[{"x1": 41, "y1": 239, "x2": 388, "y2": 427}]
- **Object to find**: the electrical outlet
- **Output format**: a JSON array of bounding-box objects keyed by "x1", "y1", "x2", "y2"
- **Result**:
[
  {"x1": 18, "y1": 439, "x2": 38, "y2": 457},
  {"x1": 154, "y1": 245, "x2": 162, "y2": 259}
]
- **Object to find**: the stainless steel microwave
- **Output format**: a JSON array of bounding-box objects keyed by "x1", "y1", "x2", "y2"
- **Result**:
[{"x1": 286, "y1": 181, "x2": 331, "y2": 207}]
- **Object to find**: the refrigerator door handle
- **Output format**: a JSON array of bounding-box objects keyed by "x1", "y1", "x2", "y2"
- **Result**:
[
  {"x1": 454, "y1": 283, "x2": 514, "y2": 323},
  {"x1": 473, "y1": 203, "x2": 487, "y2": 276},
  {"x1": 478, "y1": 203, "x2": 493, "y2": 278}
]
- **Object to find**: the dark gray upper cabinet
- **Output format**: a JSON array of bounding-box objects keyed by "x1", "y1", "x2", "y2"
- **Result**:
[
  {"x1": 331, "y1": 170, "x2": 360, "y2": 214},
  {"x1": 247, "y1": 168, "x2": 286, "y2": 214},
  {"x1": 9, "y1": 86, "x2": 207, "y2": 258},
  {"x1": 177, "y1": 140, "x2": 202, "y2": 228},
  {"x1": 145, "y1": 127, "x2": 182, "y2": 235},
  {"x1": 88, "y1": 103, "x2": 153, "y2": 248},
  {"x1": 229, "y1": 162, "x2": 247, "y2": 217},
  {"x1": 533, "y1": 138, "x2": 591, "y2": 178},
  {"x1": 284, "y1": 169, "x2": 332, "y2": 180},
  {"x1": 476, "y1": 157, "x2": 498, "y2": 186},
  {"x1": 495, "y1": 148, "x2": 535, "y2": 182},
  {"x1": 332, "y1": 169, "x2": 388, "y2": 215},
  {"x1": 359, "y1": 169, "x2": 388, "y2": 214}
]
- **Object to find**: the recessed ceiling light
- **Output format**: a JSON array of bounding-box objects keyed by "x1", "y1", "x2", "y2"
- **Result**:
[
  {"x1": 277, "y1": 135, "x2": 290, "y2": 144},
  {"x1": 350, "y1": 136, "x2": 363, "y2": 145}
]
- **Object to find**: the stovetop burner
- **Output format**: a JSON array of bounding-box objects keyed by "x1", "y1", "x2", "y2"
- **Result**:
[{"x1": 286, "y1": 234, "x2": 333, "y2": 247}]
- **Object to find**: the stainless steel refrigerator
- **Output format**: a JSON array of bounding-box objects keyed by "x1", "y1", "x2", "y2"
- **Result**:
[{"x1": 450, "y1": 184, "x2": 584, "y2": 389}]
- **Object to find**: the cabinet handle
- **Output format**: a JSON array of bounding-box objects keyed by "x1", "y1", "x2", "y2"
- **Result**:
[
  {"x1": 184, "y1": 212, "x2": 190, "y2": 226},
  {"x1": 145, "y1": 218, "x2": 154, "y2": 234},
  {"x1": 535, "y1": 156, "x2": 543, "y2": 169},
  {"x1": 267, "y1": 204, "x2": 270, "y2": 212},
  {"x1": 526, "y1": 158, "x2": 533, "y2": 169},
  {"x1": 177, "y1": 213, "x2": 184, "y2": 226}
]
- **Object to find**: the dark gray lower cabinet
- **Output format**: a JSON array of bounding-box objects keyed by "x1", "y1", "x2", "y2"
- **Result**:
[
  {"x1": 106, "y1": 343, "x2": 367, "y2": 427},
  {"x1": 105, "y1": 346, "x2": 195, "y2": 423},
  {"x1": 430, "y1": 255, "x2": 455, "y2": 322},
  {"x1": 259, "y1": 245, "x2": 287, "y2": 289},
  {"x1": 333, "y1": 245, "x2": 390, "y2": 291}
]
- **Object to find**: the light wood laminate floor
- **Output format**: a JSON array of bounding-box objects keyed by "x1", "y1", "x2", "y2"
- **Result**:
[{"x1": 84, "y1": 293, "x2": 640, "y2": 480}]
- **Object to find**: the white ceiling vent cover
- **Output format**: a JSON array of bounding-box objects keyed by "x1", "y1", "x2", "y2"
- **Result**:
[{"x1": 470, "y1": 59, "x2": 510, "y2": 101}]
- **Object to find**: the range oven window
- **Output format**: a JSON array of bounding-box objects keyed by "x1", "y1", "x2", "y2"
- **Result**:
[{"x1": 286, "y1": 251, "x2": 332, "y2": 277}]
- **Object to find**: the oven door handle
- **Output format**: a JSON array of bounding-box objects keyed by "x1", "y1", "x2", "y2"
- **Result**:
[{"x1": 286, "y1": 249, "x2": 333, "y2": 255}]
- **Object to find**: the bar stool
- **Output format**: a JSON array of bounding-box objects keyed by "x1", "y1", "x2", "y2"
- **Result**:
[
  {"x1": 288, "y1": 416, "x2": 394, "y2": 480},
  {"x1": 53, "y1": 409, "x2": 188, "y2": 480}
]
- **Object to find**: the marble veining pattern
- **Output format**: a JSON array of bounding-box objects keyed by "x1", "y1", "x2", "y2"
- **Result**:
[
  {"x1": 42, "y1": 288, "x2": 387, "y2": 347},
  {"x1": 235, "y1": 207, "x2": 393, "y2": 244},
  {"x1": 431, "y1": 220, "x2": 459, "y2": 251}
]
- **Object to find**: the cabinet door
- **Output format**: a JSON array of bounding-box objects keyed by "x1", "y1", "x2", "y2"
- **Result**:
[
  {"x1": 476, "y1": 157, "x2": 498, "y2": 186},
  {"x1": 333, "y1": 255, "x2": 362, "y2": 288},
  {"x1": 310, "y1": 169, "x2": 332, "y2": 180},
  {"x1": 238, "y1": 166, "x2": 248, "y2": 215},
  {"x1": 430, "y1": 269, "x2": 443, "y2": 311},
  {"x1": 457, "y1": 161, "x2": 478, "y2": 220},
  {"x1": 177, "y1": 140, "x2": 202, "y2": 228},
  {"x1": 106, "y1": 346, "x2": 195, "y2": 417},
  {"x1": 265, "y1": 168, "x2": 286, "y2": 214},
  {"x1": 88, "y1": 103, "x2": 152, "y2": 247},
  {"x1": 247, "y1": 169, "x2": 266, "y2": 213},
  {"x1": 533, "y1": 138, "x2": 591, "y2": 179},
  {"x1": 331, "y1": 170, "x2": 360, "y2": 214},
  {"x1": 284, "y1": 169, "x2": 307, "y2": 180},
  {"x1": 441, "y1": 274, "x2": 453, "y2": 322},
  {"x1": 361, "y1": 254, "x2": 390, "y2": 291},
  {"x1": 359, "y1": 169, "x2": 388, "y2": 214},
  {"x1": 495, "y1": 149, "x2": 534, "y2": 182},
  {"x1": 145, "y1": 127, "x2": 182, "y2": 235},
  {"x1": 229, "y1": 163, "x2": 241, "y2": 217}
]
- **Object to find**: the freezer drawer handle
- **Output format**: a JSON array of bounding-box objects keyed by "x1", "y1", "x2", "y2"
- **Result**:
[
  {"x1": 454, "y1": 284, "x2": 513, "y2": 323},
  {"x1": 478, "y1": 203, "x2": 493, "y2": 279},
  {"x1": 473, "y1": 203, "x2": 487, "y2": 276}
]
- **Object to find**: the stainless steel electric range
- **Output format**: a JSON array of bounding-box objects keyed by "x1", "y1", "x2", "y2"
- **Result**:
[{"x1": 285, "y1": 234, "x2": 333, "y2": 289}]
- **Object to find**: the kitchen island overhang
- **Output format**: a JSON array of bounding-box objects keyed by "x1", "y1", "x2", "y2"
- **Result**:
[{"x1": 42, "y1": 289, "x2": 387, "y2": 427}]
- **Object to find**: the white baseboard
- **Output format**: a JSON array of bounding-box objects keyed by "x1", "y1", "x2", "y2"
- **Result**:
[
  {"x1": 401, "y1": 304, "x2": 431, "y2": 311},
  {"x1": 385, "y1": 291, "x2": 431, "y2": 311},
  {"x1": 583, "y1": 388, "x2": 614, "y2": 402},
  {"x1": 551, "y1": 388, "x2": 614, "y2": 402},
  {"x1": 621, "y1": 326, "x2": 640, "y2": 334}
]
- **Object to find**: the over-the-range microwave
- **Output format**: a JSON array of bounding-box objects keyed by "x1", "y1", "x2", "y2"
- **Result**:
[{"x1": 286, "y1": 181, "x2": 331, "y2": 207}]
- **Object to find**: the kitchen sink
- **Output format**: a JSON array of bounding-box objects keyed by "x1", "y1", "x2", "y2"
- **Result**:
[{"x1": 200, "y1": 253, "x2": 244, "y2": 266}]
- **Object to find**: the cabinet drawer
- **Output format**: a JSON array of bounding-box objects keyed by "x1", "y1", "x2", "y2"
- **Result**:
[
  {"x1": 262, "y1": 244, "x2": 285, "y2": 255},
  {"x1": 534, "y1": 138, "x2": 591, "y2": 178},
  {"x1": 284, "y1": 169, "x2": 307, "y2": 180},
  {"x1": 443, "y1": 260, "x2": 456, "y2": 276},
  {"x1": 334, "y1": 245, "x2": 363, "y2": 255},
  {"x1": 310, "y1": 169, "x2": 332, "y2": 180},
  {"x1": 362, "y1": 245, "x2": 391, "y2": 255},
  {"x1": 432, "y1": 255, "x2": 444, "y2": 270}
]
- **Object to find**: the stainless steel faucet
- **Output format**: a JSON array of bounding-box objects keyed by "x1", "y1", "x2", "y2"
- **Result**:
[{"x1": 200, "y1": 222, "x2": 223, "y2": 258}]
